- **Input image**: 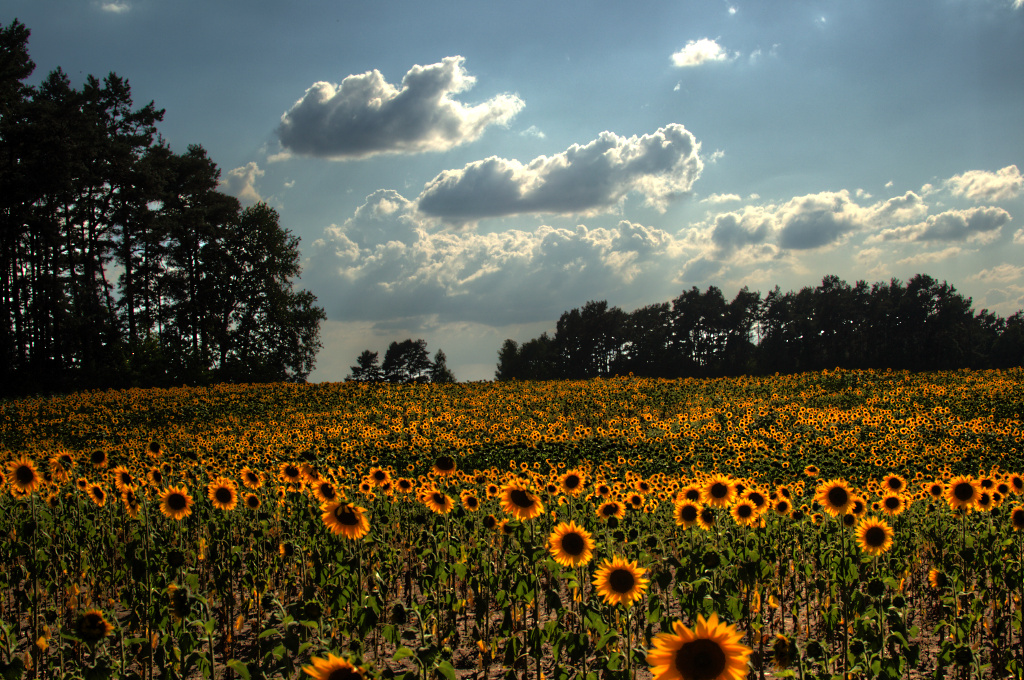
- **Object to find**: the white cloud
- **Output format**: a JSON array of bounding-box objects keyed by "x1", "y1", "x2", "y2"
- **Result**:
[
  {"x1": 415, "y1": 124, "x2": 703, "y2": 223},
  {"x1": 220, "y1": 162, "x2": 265, "y2": 206},
  {"x1": 969, "y1": 263, "x2": 1024, "y2": 282},
  {"x1": 701, "y1": 193, "x2": 742, "y2": 204},
  {"x1": 1015, "y1": 228, "x2": 1024, "y2": 244},
  {"x1": 894, "y1": 246, "x2": 965, "y2": 267},
  {"x1": 100, "y1": 2, "x2": 130, "y2": 12},
  {"x1": 671, "y1": 39, "x2": 735, "y2": 68},
  {"x1": 276, "y1": 56, "x2": 524, "y2": 160},
  {"x1": 872, "y1": 206, "x2": 1012, "y2": 242},
  {"x1": 520, "y1": 125, "x2": 546, "y2": 139},
  {"x1": 944, "y1": 165, "x2": 1022, "y2": 203}
]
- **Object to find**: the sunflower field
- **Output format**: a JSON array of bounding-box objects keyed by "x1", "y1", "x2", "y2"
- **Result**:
[{"x1": 2, "y1": 368, "x2": 1024, "y2": 680}]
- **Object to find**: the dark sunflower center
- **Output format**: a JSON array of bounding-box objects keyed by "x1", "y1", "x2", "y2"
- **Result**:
[
  {"x1": 888, "y1": 479, "x2": 903, "y2": 491},
  {"x1": 953, "y1": 482, "x2": 974, "y2": 501},
  {"x1": 748, "y1": 492, "x2": 765, "y2": 507},
  {"x1": 680, "y1": 505, "x2": 698, "y2": 522},
  {"x1": 319, "y1": 484, "x2": 336, "y2": 500},
  {"x1": 335, "y1": 506, "x2": 359, "y2": 525},
  {"x1": 884, "y1": 497, "x2": 899, "y2": 510},
  {"x1": 686, "y1": 489, "x2": 700, "y2": 501},
  {"x1": 1011, "y1": 509, "x2": 1024, "y2": 529},
  {"x1": 91, "y1": 450, "x2": 106, "y2": 464},
  {"x1": 466, "y1": 497, "x2": 478, "y2": 508},
  {"x1": 777, "y1": 501, "x2": 789, "y2": 513},
  {"x1": 325, "y1": 669, "x2": 361, "y2": 680},
  {"x1": 284, "y1": 466, "x2": 299, "y2": 478},
  {"x1": 710, "y1": 482, "x2": 728, "y2": 499},
  {"x1": 509, "y1": 489, "x2": 534, "y2": 508},
  {"x1": 152, "y1": 471, "x2": 163, "y2": 484},
  {"x1": 245, "y1": 472, "x2": 257, "y2": 483},
  {"x1": 432, "y1": 492, "x2": 447, "y2": 506},
  {"x1": 674, "y1": 638, "x2": 727, "y2": 680},
  {"x1": 827, "y1": 486, "x2": 849, "y2": 508},
  {"x1": 564, "y1": 474, "x2": 580, "y2": 489},
  {"x1": 842, "y1": 513, "x2": 856, "y2": 527},
  {"x1": 608, "y1": 568, "x2": 635, "y2": 594},
  {"x1": 865, "y1": 525, "x2": 886, "y2": 547},
  {"x1": 215, "y1": 487, "x2": 233, "y2": 504},
  {"x1": 120, "y1": 473, "x2": 132, "y2": 485},
  {"x1": 561, "y1": 532, "x2": 585, "y2": 556},
  {"x1": 373, "y1": 470, "x2": 387, "y2": 480},
  {"x1": 15, "y1": 465, "x2": 35, "y2": 485},
  {"x1": 247, "y1": 495, "x2": 260, "y2": 508},
  {"x1": 92, "y1": 487, "x2": 104, "y2": 500},
  {"x1": 602, "y1": 504, "x2": 617, "y2": 516},
  {"x1": 737, "y1": 504, "x2": 753, "y2": 518},
  {"x1": 700, "y1": 509, "x2": 714, "y2": 524},
  {"x1": 435, "y1": 456, "x2": 455, "y2": 471},
  {"x1": 167, "y1": 493, "x2": 187, "y2": 511}
]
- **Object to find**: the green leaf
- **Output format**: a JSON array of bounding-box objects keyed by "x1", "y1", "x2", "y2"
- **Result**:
[
  {"x1": 225, "y1": 660, "x2": 251, "y2": 680},
  {"x1": 392, "y1": 646, "x2": 415, "y2": 661},
  {"x1": 434, "y1": 660, "x2": 456, "y2": 680}
]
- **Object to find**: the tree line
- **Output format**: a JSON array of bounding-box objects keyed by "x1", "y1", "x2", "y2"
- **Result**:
[
  {"x1": 0, "y1": 20, "x2": 325, "y2": 396},
  {"x1": 348, "y1": 339, "x2": 455, "y2": 384},
  {"x1": 496, "y1": 274, "x2": 1024, "y2": 380}
]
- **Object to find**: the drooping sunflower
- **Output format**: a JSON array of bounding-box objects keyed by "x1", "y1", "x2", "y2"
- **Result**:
[
  {"x1": 730, "y1": 500, "x2": 759, "y2": 527},
  {"x1": 422, "y1": 489, "x2": 455, "y2": 515},
  {"x1": 815, "y1": 479, "x2": 854, "y2": 516},
  {"x1": 646, "y1": 612, "x2": 752, "y2": 680},
  {"x1": 855, "y1": 517, "x2": 894, "y2": 556},
  {"x1": 160, "y1": 486, "x2": 194, "y2": 521},
  {"x1": 547, "y1": 521, "x2": 595, "y2": 568},
  {"x1": 1011, "y1": 506, "x2": 1024, "y2": 531},
  {"x1": 122, "y1": 488, "x2": 142, "y2": 518},
  {"x1": 207, "y1": 477, "x2": 238, "y2": 511},
  {"x1": 674, "y1": 501, "x2": 701, "y2": 529},
  {"x1": 500, "y1": 483, "x2": 544, "y2": 521},
  {"x1": 321, "y1": 502, "x2": 370, "y2": 540},
  {"x1": 928, "y1": 568, "x2": 949, "y2": 589},
  {"x1": 771, "y1": 634, "x2": 795, "y2": 671},
  {"x1": 559, "y1": 469, "x2": 586, "y2": 496},
  {"x1": 7, "y1": 456, "x2": 40, "y2": 494},
  {"x1": 593, "y1": 556, "x2": 649, "y2": 607},
  {"x1": 879, "y1": 493, "x2": 906, "y2": 516},
  {"x1": 597, "y1": 499, "x2": 626, "y2": 522},
  {"x1": 702, "y1": 475, "x2": 737, "y2": 508},
  {"x1": 945, "y1": 475, "x2": 978, "y2": 511},
  {"x1": 302, "y1": 653, "x2": 366, "y2": 680},
  {"x1": 76, "y1": 609, "x2": 114, "y2": 644},
  {"x1": 432, "y1": 455, "x2": 458, "y2": 477}
]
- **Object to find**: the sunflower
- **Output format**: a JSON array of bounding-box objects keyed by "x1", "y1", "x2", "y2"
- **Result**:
[
  {"x1": 313, "y1": 480, "x2": 340, "y2": 505},
  {"x1": 925, "y1": 481, "x2": 944, "y2": 499},
  {"x1": 147, "y1": 468, "x2": 164, "y2": 487},
  {"x1": 702, "y1": 475, "x2": 737, "y2": 508},
  {"x1": 803, "y1": 465, "x2": 819, "y2": 477},
  {"x1": 697, "y1": 507, "x2": 715, "y2": 531},
  {"x1": 945, "y1": 475, "x2": 978, "y2": 512},
  {"x1": 482, "y1": 514, "x2": 498, "y2": 530},
  {"x1": 646, "y1": 612, "x2": 752, "y2": 680},
  {"x1": 207, "y1": 477, "x2": 238, "y2": 511},
  {"x1": 881, "y1": 474, "x2": 906, "y2": 494},
  {"x1": 500, "y1": 483, "x2": 544, "y2": 521},
  {"x1": 122, "y1": 488, "x2": 141, "y2": 518},
  {"x1": 432, "y1": 455, "x2": 458, "y2": 477},
  {"x1": 743, "y1": 490, "x2": 768, "y2": 512},
  {"x1": 321, "y1": 502, "x2": 370, "y2": 540},
  {"x1": 593, "y1": 556, "x2": 649, "y2": 607},
  {"x1": 396, "y1": 477, "x2": 415, "y2": 494},
  {"x1": 7, "y1": 456, "x2": 40, "y2": 494},
  {"x1": 90, "y1": 449, "x2": 108, "y2": 468},
  {"x1": 771, "y1": 633, "x2": 795, "y2": 671},
  {"x1": 560, "y1": 469, "x2": 586, "y2": 496},
  {"x1": 1009, "y1": 474, "x2": 1023, "y2": 494},
  {"x1": 547, "y1": 521, "x2": 595, "y2": 568},
  {"x1": 302, "y1": 653, "x2": 366, "y2": 680},
  {"x1": 460, "y1": 490, "x2": 481, "y2": 512},
  {"x1": 111, "y1": 466, "x2": 135, "y2": 492},
  {"x1": 815, "y1": 479, "x2": 854, "y2": 516},
  {"x1": 76, "y1": 609, "x2": 114, "y2": 644},
  {"x1": 423, "y1": 489, "x2": 455, "y2": 515},
  {"x1": 674, "y1": 501, "x2": 701, "y2": 529},
  {"x1": 243, "y1": 493, "x2": 261, "y2": 510},
  {"x1": 855, "y1": 517, "x2": 894, "y2": 556},
  {"x1": 679, "y1": 485, "x2": 702, "y2": 503},
  {"x1": 87, "y1": 483, "x2": 107, "y2": 507},
  {"x1": 975, "y1": 492, "x2": 994, "y2": 512},
  {"x1": 597, "y1": 499, "x2": 626, "y2": 521},
  {"x1": 279, "y1": 463, "x2": 302, "y2": 485},
  {"x1": 368, "y1": 467, "x2": 391, "y2": 486},
  {"x1": 928, "y1": 568, "x2": 949, "y2": 589},
  {"x1": 240, "y1": 467, "x2": 263, "y2": 489},
  {"x1": 1011, "y1": 506, "x2": 1024, "y2": 531},
  {"x1": 730, "y1": 500, "x2": 759, "y2": 527},
  {"x1": 879, "y1": 493, "x2": 906, "y2": 516},
  {"x1": 159, "y1": 486, "x2": 194, "y2": 521},
  {"x1": 772, "y1": 499, "x2": 792, "y2": 517}
]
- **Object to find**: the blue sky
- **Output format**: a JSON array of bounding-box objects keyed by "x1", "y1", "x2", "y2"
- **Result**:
[{"x1": 6, "y1": 0, "x2": 1024, "y2": 381}]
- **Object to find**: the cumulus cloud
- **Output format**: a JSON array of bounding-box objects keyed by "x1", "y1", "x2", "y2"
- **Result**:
[
  {"x1": 220, "y1": 162, "x2": 265, "y2": 206},
  {"x1": 944, "y1": 165, "x2": 1022, "y2": 202},
  {"x1": 894, "y1": 246, "x2": 965, "y2": 267},
  {"x1": 415, "y1": 124, "x2": 703, "y2": 223},
  {"x1": 701, "y1": 193, "x2": 741, "y2": 204},
  {"x1": 276, "y1": 56, "x2": 524, "y2": 160},
  {"x1": 709, "y1": 206, "x2": 773, "y2": 254},
  {"x1": 776, "y1": 191, "x2": 866, "y2": 249},
  {"x1": 873, "y1": 206, "x2": 1012, "y2": 242},
  {"x1": 969, "y1": 263, "x2": 1024, "y2": 282},
  {"x1": 671, "y1": 39, "x2": 735, "y2": 67},
  {"x1": 305, "y1": 192, "x2": 691, "y2": 326}
]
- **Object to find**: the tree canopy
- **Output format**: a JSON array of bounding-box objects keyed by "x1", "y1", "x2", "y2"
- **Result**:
[{"x1": 0, "y1": 20, "x2": 325, "y2": 395}]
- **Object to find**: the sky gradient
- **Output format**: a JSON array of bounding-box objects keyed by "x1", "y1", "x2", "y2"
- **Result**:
[{"x1": 6, "y1": 0, "x2": 1024, "y2": 381}]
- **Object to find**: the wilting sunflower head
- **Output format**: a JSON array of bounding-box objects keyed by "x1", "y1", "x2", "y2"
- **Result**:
[
  {"x1": 302, "y1": 653, "x2": 366, "y2": 680},
  {"x1": 501, "y1": 483, "x2": 544, "y2": 521},
  {"x1": 928, "y1": 568, "x2": 950, "y2": 589},
  {"x1": 646, "y1": 612, "x2": 752, "y2": 680},
  {"x1": 593, "y1": 556, "x2": 649, "y2": 607},
  {"x1": 76, "y1": 609, "x2": 114, "y2": 644},
  {"x1": 772, "y1": 634, "x2": 795, "y2": 670},
  {"x1": 547, "y1": 521, "x2": 595, "y2": 568}
]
